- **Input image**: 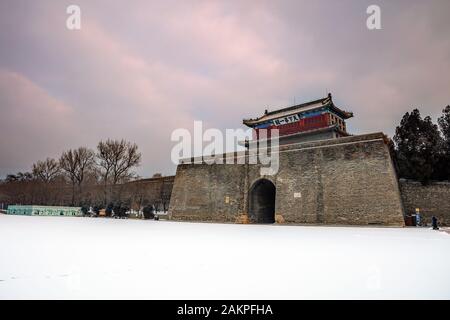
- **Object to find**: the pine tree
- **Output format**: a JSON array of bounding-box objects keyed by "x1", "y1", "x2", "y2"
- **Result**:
[
  {"x1": 394, "y1": 109, "x2": 442, "y2": 184},
  {"x1": 437, "y1": 105, "x2": 450, "y2": 180}
]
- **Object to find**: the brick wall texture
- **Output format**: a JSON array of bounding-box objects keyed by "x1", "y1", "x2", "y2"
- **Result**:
[
  {"x1": 169, "y1": 132, "x2": 406, "y2": 226},
  {"x1": 400, "y1": 180, "x2": 450, "y2": 226}
]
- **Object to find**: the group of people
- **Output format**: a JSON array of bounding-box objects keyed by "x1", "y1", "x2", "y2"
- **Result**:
[{"x1": 415, "y1": 212, "x2": 439, "y2": 230}]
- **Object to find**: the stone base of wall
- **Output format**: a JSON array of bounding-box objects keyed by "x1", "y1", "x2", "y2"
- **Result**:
[
  {"x1": 235, "y1": 214, "x2": 249, "y2": 224},
  {"x1": 399, "y1": 179, "x2": 450, "y2": 226},
  {"x1": 275, "y1": 214, "x2": 285, "y2": 224}
]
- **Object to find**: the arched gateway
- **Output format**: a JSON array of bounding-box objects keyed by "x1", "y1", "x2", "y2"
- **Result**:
[
  {"x1": 169, "y1": 94, "x2": 406, "y2": 227},
  {"x1": 249, "y1": 179, "x2": 276, "y2": 223}
]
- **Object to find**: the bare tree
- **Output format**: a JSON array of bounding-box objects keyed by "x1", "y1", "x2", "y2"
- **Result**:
[
  {"x1": 75, "y1": 148, "x2": 96, "y2": 190},
  {"x1": 2, "y1": 171, "x2": 37, "y2": 205},
  {"x1": 59, "y1": 147, "x2": 95, "y2": 205},
  {"x1": 97, "y1": 140, "x2": 115, "y2": 204},
  {"x1": 160, "y1": 178, "x2": 172, "y2": 212},
  {"x1": 96, "y1": 139, "x2": 141, "y2": 204},
  {"x1": 6, "y1": 172, "x2": 33, "y2": 182},
  {"x1": 32, "y1": 158, "x2": 60, "y2": 183}
]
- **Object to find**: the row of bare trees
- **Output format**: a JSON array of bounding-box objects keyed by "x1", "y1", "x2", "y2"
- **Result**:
[{"x1": 1, "y1": 139, "x2": 142, "y2": 207}]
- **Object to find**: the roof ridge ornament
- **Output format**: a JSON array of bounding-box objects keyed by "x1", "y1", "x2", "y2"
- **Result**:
[{"x1": 323, "y1": 92, "x2": 332, "y2": 104}]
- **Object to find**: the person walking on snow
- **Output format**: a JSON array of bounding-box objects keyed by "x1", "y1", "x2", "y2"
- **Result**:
[{"x1": 432, "y1": 216, "x2": 439, "y2": 230}]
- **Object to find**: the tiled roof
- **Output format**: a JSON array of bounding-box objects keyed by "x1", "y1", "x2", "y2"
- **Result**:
[{"x1": 243, "y1": 93, "x2": 353, "y2": 126}]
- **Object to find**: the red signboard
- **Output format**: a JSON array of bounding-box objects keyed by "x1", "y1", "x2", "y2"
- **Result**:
[{"x1": 254, "y1": 114, "x2": 329, "y2": 139}]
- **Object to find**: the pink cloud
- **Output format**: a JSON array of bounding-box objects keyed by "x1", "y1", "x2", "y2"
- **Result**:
[
  {"x1": 0, "y1": 69, "x2": 78, "y2": 172},
  {"x1": 1, "y1": 0, "x2": 449, "y2": 177}
]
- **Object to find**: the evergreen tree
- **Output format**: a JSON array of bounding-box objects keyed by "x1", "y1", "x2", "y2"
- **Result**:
[
  {"x1": 394, "y1": 109, "x2": 442, "y2": 184},
  {"x1": 437, "y1": 105, "x2": 450, "y2": 180}
]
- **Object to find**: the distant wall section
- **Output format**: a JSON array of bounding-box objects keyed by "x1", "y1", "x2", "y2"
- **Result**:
[{"x1": 399, "y1": 180, "x2": 450, "y2": 226}]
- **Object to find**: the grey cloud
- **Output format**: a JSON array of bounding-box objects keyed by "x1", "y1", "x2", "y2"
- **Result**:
[{"x1": 0, "y1": 0, "x2": 449, "y2": 177}]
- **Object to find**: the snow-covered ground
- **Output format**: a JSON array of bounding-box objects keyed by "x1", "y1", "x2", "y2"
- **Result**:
[{"x1": 0, "y1": 214, "x2": 449, "y2": 299}]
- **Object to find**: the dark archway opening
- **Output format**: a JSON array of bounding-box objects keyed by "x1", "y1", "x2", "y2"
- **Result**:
[{"x1": 249, "y1": 179, "x2": 276, "y2": 224}]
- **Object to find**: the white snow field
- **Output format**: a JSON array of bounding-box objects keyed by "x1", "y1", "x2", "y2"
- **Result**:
[{"x1": 0, "y1": 214, "x2": 449, "y2": 299}]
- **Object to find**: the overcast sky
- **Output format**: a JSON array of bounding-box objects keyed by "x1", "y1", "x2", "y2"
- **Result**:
[{"x1": 1, "y1": 0, "x2": 449, "y2": 178}]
